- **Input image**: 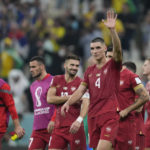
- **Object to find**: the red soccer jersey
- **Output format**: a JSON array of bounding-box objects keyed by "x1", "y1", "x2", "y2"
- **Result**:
[
  {"x1": 135, "y1": 112, "x2": 145, "y2": 135},
  {"x1": 0, "y1": 80, "x2": 18, "y2": 133},
  {"x1": 145, "y1": 81, "x2": 150, "y2": 124},
  {"x1": 118, "y1": 68, "x2": 142, "y2": 118},
  {"x1": 82, "y1": 59, "x2": 121, "y2": 118},
  {"x1": 51, "y1": 75, "x2": 82, "y2": 127}
]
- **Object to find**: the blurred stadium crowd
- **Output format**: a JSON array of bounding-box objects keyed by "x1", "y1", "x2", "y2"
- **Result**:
[{"x1": 0, "y1": 0, "x2": 150, "y2": 148}]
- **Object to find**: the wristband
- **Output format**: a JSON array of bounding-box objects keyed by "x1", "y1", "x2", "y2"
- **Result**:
[{"x1": 76, "y1": 116, "x2": 83, "y2": 123}]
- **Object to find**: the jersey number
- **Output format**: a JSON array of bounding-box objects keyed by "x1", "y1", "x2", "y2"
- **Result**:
[
  {"x1": 29, "y1": 137, "x2": 33, "y2": 148},
  {"x1": 95, "y1": 78, "x2": 100, "y2": 88},
  {"x1": 61, "y1": 92, "x2": 68, "y2": 96}
]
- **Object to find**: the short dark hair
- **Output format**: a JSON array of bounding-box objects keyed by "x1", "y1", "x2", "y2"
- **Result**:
[
  {"x1": 30, "y1": 56, "x2": 45, "y2": 65},
  {"x1": 65, "y1": 54, "x2": 80, "y2": 62},
  {"x1": 105, "y1": 46, "x2": 113, "y2": 55},
  {"x1": 123, "y1": 61, "x2": 136, "y2": 73},
  {"x1": 107, "y1": 46, "x2": 113, "y2": 52},
  {"x1": 91, "y1": 37, "x2": 105, "y2": 44}
]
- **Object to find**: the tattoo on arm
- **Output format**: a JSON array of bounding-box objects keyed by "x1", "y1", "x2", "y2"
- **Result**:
[{"x1": 135, "y1": 87, "x2": 149, "y2": 101}]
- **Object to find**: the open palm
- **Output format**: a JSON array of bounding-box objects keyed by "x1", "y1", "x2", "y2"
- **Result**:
[{"x1": 102, "y1": 9, "x2": 117, "y2": 29}]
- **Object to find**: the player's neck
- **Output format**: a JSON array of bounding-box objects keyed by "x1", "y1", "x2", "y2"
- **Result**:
[
  {"x1": 96, "y1": 57, "x2": 107, "y2": 69},
  {"x1": 65, "y1": 74, "x2": 76, "y2": 83},
  {"x1": 37, "y1": 71, "x2": 47, "y2": 80}
]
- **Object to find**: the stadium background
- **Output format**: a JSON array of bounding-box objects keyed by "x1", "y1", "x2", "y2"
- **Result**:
[{"x1": 0, "y1": 0, "x2": 150, "y2": 149}]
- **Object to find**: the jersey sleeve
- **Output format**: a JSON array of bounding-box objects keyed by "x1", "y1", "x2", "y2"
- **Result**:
[
  {"x1": 51, "y1": 76, "x2": 58, "y2": 88},
  {"x1": 1, "y1": 83, "x2": 14, "y2": 106},
  {"x1": 1, "y1": 83, "x2": 18, "y2": 120},
  {"x1": 130, "y1": 73, "x2": 142, "y2": 90},
  {"x1": 81, "y1": 68, "x2": 89, "y2": 87}
]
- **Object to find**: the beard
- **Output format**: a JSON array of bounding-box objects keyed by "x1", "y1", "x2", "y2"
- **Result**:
[
  {"x1": 68, "y1": 69, "x2": 77, "y2": 77},
  {"x1": 32, "y1": 72, "x2": 41, "y2": 79}
]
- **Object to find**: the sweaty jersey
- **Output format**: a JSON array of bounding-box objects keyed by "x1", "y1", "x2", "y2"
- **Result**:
[
  {"x1": 0, "y1": 79, "x2": 18, "y2": 133},
  {"x1": 82, "y1": 59, "x2": 121, "y2": 118},
  {"x1": 51, "y1": 75, "x2": 82, "y2": 127},
  {"x1": 145, "y1": 81, "x2": 150, "y2": 125},
  {"x1": 30, "y1": 74, "x2": 55, "y2": 130},
  {"x1": 118, "y1": 68, "x2": 142, "y2": 118}
]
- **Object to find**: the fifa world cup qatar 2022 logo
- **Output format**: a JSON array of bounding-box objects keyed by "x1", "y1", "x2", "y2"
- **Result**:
[{"x1": 35, "y1": 87, "x2": 42, "y2": 107}]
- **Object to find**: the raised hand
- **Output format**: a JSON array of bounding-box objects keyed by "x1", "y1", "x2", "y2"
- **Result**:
[{"x1": 102, "y1": 9, "x2": 117, "y2": 29}]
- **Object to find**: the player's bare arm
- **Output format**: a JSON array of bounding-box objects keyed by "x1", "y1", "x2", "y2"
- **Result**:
[
  {"x1": 68, "y1": 84, "x2": 87, "y2": 105},
  {"x1": 103, "y1": 9, "x2": 122, "y2": 62},
  {"x1": 120, "y1": 85, "x2": 149, "y2": 118},
  {"x1": 13, "y1": 119, "x2": 25, "y2": 138},
  {"x1": 70, "y1": 97, "x2": 89, "y2": 134},
  {"x1": 135, "y1": 98, "x2": 143, "y2": 113},
  {"x1": 61, "y1": 84, "x2": 87, "y2": 116},
  {"x1": 47, "y1": 87, "x2": 69, "y2": 104}
]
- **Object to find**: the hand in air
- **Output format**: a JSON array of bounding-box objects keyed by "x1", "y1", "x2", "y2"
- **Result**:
[{"x1": 102, "y1": 9, "x2": 117, "y2": 29}]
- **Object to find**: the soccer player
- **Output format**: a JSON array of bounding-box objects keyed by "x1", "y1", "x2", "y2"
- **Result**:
[
  {"x1": 106, "y1": 46, "x2": 146, "y2": 150},
  {"x1": 47, "y1": 54, "x2": 89, "y2": 150},
  {"x1": 115, "y1": 61, "x2": 148, "y2": 150},
  {"x1": 28, "y1": 56, "x2": 56, "y2": 150},
  {"x1": 104, "y1": 47, "x2": 147, "y2": 150},
  {"x1": 123, "y1": 62, "x2": 145, "y2": 150},
  {"x1": 0, "y1": 78, "x2": 25, "y2": 149},
  {"x1": 142, "y1": 58, "x2": 150, "y2": 150},
  {"x1": 61, "y1": 10, "x2": 123, "y2": 150}
]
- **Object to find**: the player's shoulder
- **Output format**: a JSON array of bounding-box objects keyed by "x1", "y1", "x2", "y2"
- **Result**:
[
  {"x1": 85, "y1": 64, "x2": 96, "y2": 72},
  {"x1": 0, "y1": 82, "x2": 10, "y2": 90},
  {"x1": 123, "y1": 68, "x2": 137, "y2": 76},
  {"x1": 30, "y1": 80, "x2": 37, "y2": 87},
  {"x1": 54, "y1": 75, "x2": 64, "y2": 80},
  {"x1": 75, "y1": 76, "x2": 82, "y2": 82},
  {"x1": 53, "y1": 75, "x2": 65, "y2": 83}
]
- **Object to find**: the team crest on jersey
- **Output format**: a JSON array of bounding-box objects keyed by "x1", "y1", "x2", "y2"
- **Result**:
[
  {"x1": 128, "y1": 140, "x2": 133, "y2": 145},
  {"x1": 103, "y1": 69, "x2": 108, "y2": 74},
  {"x1": 75, "y1": 139, "x2": 80, "y2": 145},
  {"x1": 106, "y1": 127, "x2": 111, "y2": 133},
  {"x1": 63, "y1": 87, "x2": 68, "y2": 90},
  {"x1": 120, "y1": 80, "x2": 124, "y2": 85},
  {"x1": 135, "y1": 146, "x2": 140, "y2": 150},
  {"x1": 96, "y1": 73, "x2": 101, "y2": 77},
  {"x1": 71, "y1": 86, "x2": 76, "y2": 91}
]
